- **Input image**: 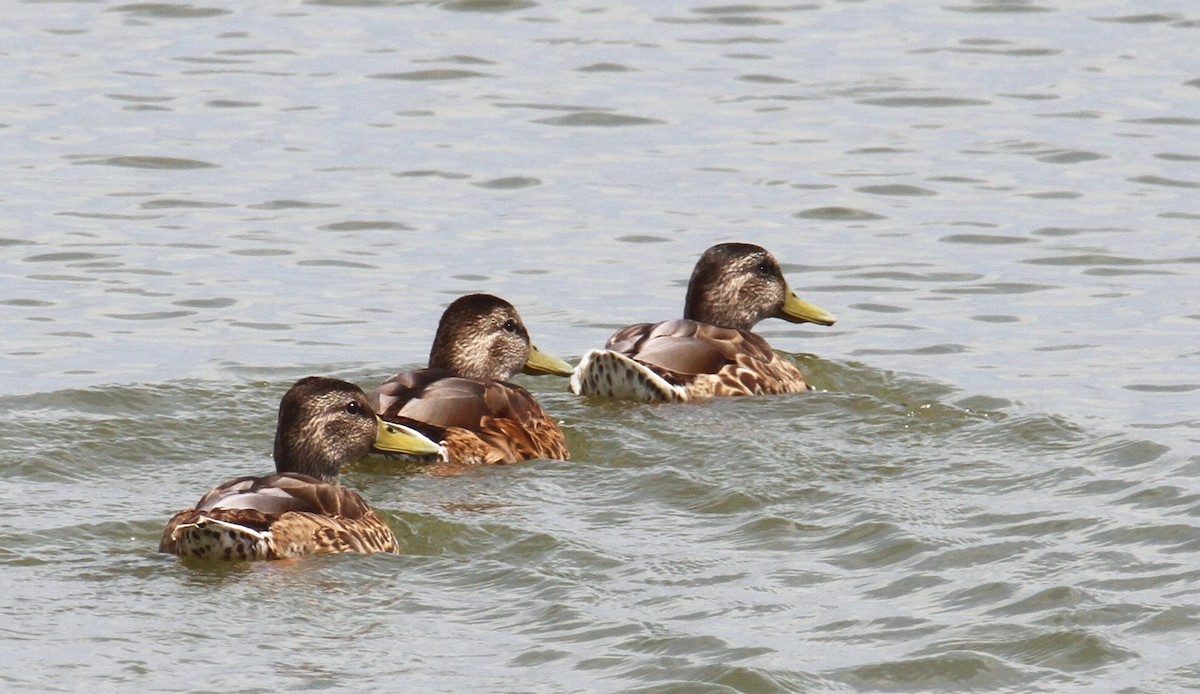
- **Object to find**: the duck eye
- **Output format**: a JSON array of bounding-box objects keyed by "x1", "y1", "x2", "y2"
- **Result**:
[
  {"x1": 756, "y1": 261, "x2": 773, "y2": 276},
  {"x1": 503, "y1": 319, "x2": 518, "y2": 333},
  {"x1": 345, "y1": 401, "x2": 362, "y2": 415}
]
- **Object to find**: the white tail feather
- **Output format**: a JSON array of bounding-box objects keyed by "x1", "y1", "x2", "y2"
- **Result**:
[{"x1": 570, "y1": 349, "x2": 687, "y2": 402}]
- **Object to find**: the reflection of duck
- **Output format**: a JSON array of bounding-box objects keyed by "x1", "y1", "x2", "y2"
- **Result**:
[
  {"x1": 571, "y1": 242, "x2": 836, "y2": 402},
  {"x1": 160, "y1": 377, "x2": 439, "y2": 560},
  {"x1": 369, "y1": 294, "x2": 572, "y2": 466}
]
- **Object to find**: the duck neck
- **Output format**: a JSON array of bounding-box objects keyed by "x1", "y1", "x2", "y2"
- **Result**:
[
  {"x1": 428, "y1": 332, "x2": 513, "y2": 381},
  {"x1": 273, "y1": 433, "x2": 339, "y2": 483},
  {"x1": 684, "y1": 284, "x2": 756, "y2": 330}
]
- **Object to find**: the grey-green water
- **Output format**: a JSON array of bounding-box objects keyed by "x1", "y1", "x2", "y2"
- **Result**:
[{"x1": 3, "y1": 1, "x2": 1199, "y2": 691}]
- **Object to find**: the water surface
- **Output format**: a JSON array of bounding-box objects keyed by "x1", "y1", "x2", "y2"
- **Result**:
[{"x1": 2, "y1": 1, "x2": 1199, "y2": 691}]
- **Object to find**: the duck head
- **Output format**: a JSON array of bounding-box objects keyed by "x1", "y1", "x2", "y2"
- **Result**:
[
  {"x1": 683, "y1": 242, "x2": 836, "y2": 331},
  {"x1": 427, "y1": 293, "x2": 572, "y2": 381},
  {"x1": 273, "y1": 376, "x2": 440, "y2": 481}
]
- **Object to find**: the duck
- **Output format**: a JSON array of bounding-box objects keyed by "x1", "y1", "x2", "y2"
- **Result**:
[
  {"x1": 368, "y1": 293, "x2": 573, "y2": 467},
  {"x1": 570, "y1": 242, "x2": 836, "y2": 402},
  {"x1": 160, "y1": 376, "x2": 441, "y2": 561}
]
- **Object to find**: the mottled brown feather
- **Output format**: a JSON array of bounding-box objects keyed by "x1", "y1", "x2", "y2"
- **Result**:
[
  {"x1": 160, "y1": 377, "x2": 401, "y2": 561},
  {"x1": 571, "y1": 243, "x2": 832, "y2": 402},
  {"x1": 371, "y1": 368, "x2": 569, "y2": 466},
  {"x1": 597, "y1": 319, "x2": 809, "y2": 399},
  {"x1": 159, "y1": 473, "x2": 399, "y2": 559},
  {"x1": 368, "y1": 294, "x2": 570, "y2": 466}
]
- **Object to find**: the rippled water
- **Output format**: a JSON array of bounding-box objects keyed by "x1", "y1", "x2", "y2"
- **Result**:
[{"x1": 3, "y1": 1, "x2": 1199, "y2": 691}]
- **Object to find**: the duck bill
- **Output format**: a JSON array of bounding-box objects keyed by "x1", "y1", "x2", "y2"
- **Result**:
[
  {"x1": 780, "y1": 286, "x2": 836, "y2": 326},
  {"x1": 374, "y1": 417, "x2": 441, "y2": 456},
  {"x1": 522, "y1": 344, "x2": 574, "y2": 376}
]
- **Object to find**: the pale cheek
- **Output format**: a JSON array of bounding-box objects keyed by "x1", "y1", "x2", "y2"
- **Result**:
[
  {"x1": 323, "y1": 421, "x2": 369, "y2": 453},
  {"x1": 466, "y1": 341, "x2": 495, "y2": 375}
]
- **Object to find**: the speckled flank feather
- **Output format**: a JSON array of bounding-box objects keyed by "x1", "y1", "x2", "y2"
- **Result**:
[
  {"x1": 161, "y1": 512, "x2": 398, "y2": 560},
  {"x1": 698, "y1": 349, "x2": 813, "y2": 397},
  {"x1": 160, "y1": 472, "x2": 399, "y2": 560},
  {"x1": 571, "y1": 343, "x2": 812, "y2": 402},
  {"x1": 372, "y1": 417, "x2": 569, "y2": 467}
]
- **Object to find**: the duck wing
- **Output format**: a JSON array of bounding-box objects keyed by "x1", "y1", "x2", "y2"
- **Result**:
[
  {"x1": 607, "y1": 319, "x2": 775, "y2": 375},
  {"x1": 374, "y1": 371, "x2": 493, "y2": 431},
  {"x1": 191, "y1": 473, "x2": 374, "y2": 518},
  {"x1": 372, "y1": 370, "x2": 568, "y2": 465}
]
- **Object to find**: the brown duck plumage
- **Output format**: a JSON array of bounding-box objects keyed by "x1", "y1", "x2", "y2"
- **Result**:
[
  {"x1": 160, "y1": 376, "x2": 439, "y2": 560},
  {"x1": 369, "y1": 294, "x2": 572, "y2": 467},
  {"x1": 570, "y1": 243, "x2": 836, "y2": 402}
]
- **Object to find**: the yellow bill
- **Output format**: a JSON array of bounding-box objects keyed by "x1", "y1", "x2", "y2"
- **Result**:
[
  {"x1": 780, "y1": 286, "x2": 837, "y2": 326},
  {"x1": 374, "y1": 417, "x2": 441, "y2": 456},
  {"x1": 522, "y1": 344, "x2": 575, "y2": 377}
]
